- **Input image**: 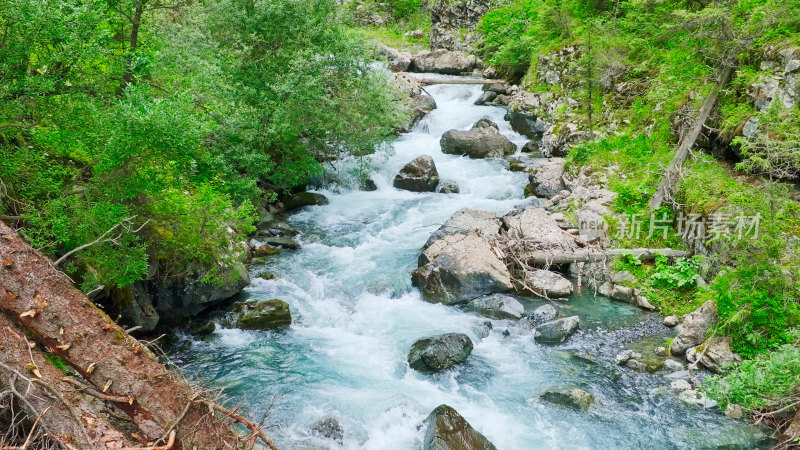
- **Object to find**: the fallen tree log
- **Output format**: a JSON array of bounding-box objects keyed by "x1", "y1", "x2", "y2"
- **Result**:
[
  {"x1": 416, "y1": 77, "x2": 505, "y2": 85},
  {"x1": 523, "y1": 248, "x2": 690, "y2": 265},
  {"x1": 0, "y1": 313, "x2": 136, "y2": 449},
  {"x1": 649, "y1": 64, "x2": 735, "y2": 210},
  {"x1": 0, "y1": 221, "x2": 265, "y2": 449}
]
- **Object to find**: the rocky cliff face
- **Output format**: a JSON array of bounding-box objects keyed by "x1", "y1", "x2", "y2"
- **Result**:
[{"x1": 429, "y1": 0, "x2": 490, "y2": 51}]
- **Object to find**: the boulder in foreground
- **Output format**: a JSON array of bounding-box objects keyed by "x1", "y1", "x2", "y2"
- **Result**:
[
  {"x1": 534, "y1": 316, "x2": 580, "y2": 344},
  {"x1": 424, "y1": 404, "x2": 497, "y2": 450},
  {"x1": 440, "y1": 121, "x2": 516, "y2": 159},
  {"x1": 233, "y1": 299, "x2": 292, "y2": 330},
  {"x1": 413, "y1": 233, "x2": 513, "y2": 304}
]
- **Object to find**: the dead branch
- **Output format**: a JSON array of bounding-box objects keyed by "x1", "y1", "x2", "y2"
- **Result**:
[
  {"x1": 61, "y1": 377, "x2": 133, "y2": 404},
  {"x1": 193, "y1": 400, "x2": 279, "y2": 450},
  {"x1": 522, "y1": 248, "x2": 690, "y2": 265},
  {"x1": 31, "y1": 379, "x2": 91, "y2": 445},
  {"x1": 120, "y1": 430, "x2": 175, "y2": 450},
  {"x1": 53, "y1": 216, "x2": 148, "y2": 266},
  {"x1": 650, "y1": 63, "x2": 735, "y2": 210}
]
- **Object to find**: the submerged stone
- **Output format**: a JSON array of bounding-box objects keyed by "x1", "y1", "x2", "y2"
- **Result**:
[{"x1": 539, "y1": 385, "x2": 595, "y2": 410}]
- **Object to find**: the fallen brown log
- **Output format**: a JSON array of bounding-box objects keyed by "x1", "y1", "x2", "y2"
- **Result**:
[
  {"x1": 0, "y1": 313, "x2": 136, "y2": 449},
  {"x1": 417, "y1": 77, "x2": 505, "y2": 85},
  {"x1": 0, "y1": 221, "x2": 252, "y2": 448},
  {"x1": 649, "y1": 63, "x2": 735, "y2": 210},
  {"x1": 523, "y1": 248, "x2": 690, "y2": 265}
]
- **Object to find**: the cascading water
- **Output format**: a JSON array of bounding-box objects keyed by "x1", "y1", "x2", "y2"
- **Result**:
[{"x1": 170, "y1": 81, "x2": 770, "y2": 449}]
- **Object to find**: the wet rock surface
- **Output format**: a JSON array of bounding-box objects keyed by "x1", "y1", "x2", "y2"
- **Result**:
[
  {"x1": 408, "y1": 333, "x2": 474, "y2": 372},
  {"x1": 423, "y1": 404, "x2": 497, "y2": 450}
]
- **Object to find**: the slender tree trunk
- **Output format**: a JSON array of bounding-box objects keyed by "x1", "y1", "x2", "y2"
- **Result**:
[
  {"x1": 119, "y1": 0, "x2": 144, "y2": 95},
  {"x1": 649, "y1": 63, "x2": 735, "y2": 210}
]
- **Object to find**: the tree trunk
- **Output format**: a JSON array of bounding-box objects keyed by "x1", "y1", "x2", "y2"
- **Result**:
[
  {"x1": 649, "y1": 64, "x2": 735, "y2": 210},
  {"x1": 417, "y1": 77, "x2": 505, "y2": 85},
  {"x1": 0, "y1": 220, "x2": 247, "y2": 449},
  {"x1": 119, "y1": 0, "x2": 144, "y2": 95},
  {"x1": 0, "y1": 313, "x2": 137, "y2": 448},
  {"x1": 523, "y1": 248, "x2": 689, "y2": 265}
]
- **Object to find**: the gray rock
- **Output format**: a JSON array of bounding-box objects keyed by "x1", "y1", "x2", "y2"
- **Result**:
[
  {"x1": 413, "y1": 233, "x2": 513, "y2": 304},
  {"x1": 531, "y1": 304, "x2": 558, "y2": 324},
  {"x1": 391, "y1": 73, "x2": 437, "y2": 129},
  {"x1": 664, "y1": 359, "x2": 684, "y2": 371},
  {"x1": 283, "y1": 192, "x2": 329, "y2": 211},
  {"x1": 408, "y1": 333, "x2": 474, "y2": 372},
  {"x1": 614, "y1": 350, "x2": 642, "y2": 365},
  {"x1": 425, "y1": 208, "x2": 502, "y2": 247},
  {"x1": 474, "y1": 91, "x2": 497, "y2": 105},
  {"x1": 413, "y1": 49, "x2": 476, "y2": 75},
  {"x1": 662, "y1": 315, "x2": 679, "y2": 327},
  {"x1": 505, "y1": 110, "x2": 549, "y2": 139},
  {"x1": 539, "y1": 385, "x2": 595, "y2": 410},
  {"x1": 423, "y1": 404, "x2": 497, "y2": 450},
  {"x1": 379, "y1": 44, "x2": 412, "y2": 72},
  {"x1": 521, "y1": 140, "x2": 543, "y2": 156},
  {"x1": 233, "y1": 299, "x2": 292, "y2": 330},
  {"x1": 527, "y1": 158, "x2": 566, "y2": 198},
  {"x1": 473, "y1": 118, "x2": 499, "y2": 130},
  {"x1": 429, "y1": 0, "x2": 489, "y2": 52},
  {"x1": 440, "y1": 125, "x2": 516, "y2": 159},
  {"x1": 689, "y1": 336, "x2": 741, "y2": 374},
  {"x1": 677, "y1": 389, "x2": 717, "y2": 409},
  {"x1": 670, "y1": 300, "x2": 718, "y2": 355},
  {"x1": 189, "y1": 319, "x2": 216, "y2": 337},
  {"x1": 394, "y1": 155, "x2": 440, "y2": 192},
  {"x1": 466, "y1": 294, "x2": 524, "y2": 320},
  {"x1": 311, "y1": 417, "x2": 344, "y2": 443},
  {"x1": 670, "y1": 379, "x2": 692, "y2": 392},
  {"x1": 502, "y1": 208, "x2": 579, "y2": 252},
  {"x1": 261, "y1": 235, "x2": 300, "y2": 250},
  {"x1": 534, "y1": 316, "x2": 580, "y2": 344},
  {"x1": 522, "y1": 269, "x2": 573, "y2": 298},
  {"x1": 436, "y1": 179, "x2": 460, "y2": 194},
  {"x1": 610, "y1": 270, "x2": 635, "y2": 284}
]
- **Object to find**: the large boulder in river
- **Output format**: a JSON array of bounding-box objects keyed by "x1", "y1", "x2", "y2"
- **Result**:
[
  {"x1": 425, "y1": 208, "x2": 502, "y2": 247},
  {"x1": 440, "y1": 122, "x2": 516, "y2": 159},
  {"x1": 670, "y1": 300, "x2": 718, "y2": 355},
  {"x1": 465, "y1": 293, "x2": 524, "y2": 320},
  {"x1": 408, "y1": 333, "x2": 473, "y2": 372},
  {"x1": 534, "y1": 316, "x2": 580, "y2": 344},
  {"x1": 394, "y1": 155, "x2": 440, "y2": 192},
  {"x1": 527, "y1": 158, "x2": 566, "y2": 199},
  {"x1": 413, "y1": 49, "x2": 476, "y2": 75},
  {"x1": 502, "y1": 208, "x2": 579, "y2": 252},
  {"x1": 413, "y1": 233, "x2": 513, "y2": 304},
  {"x1": 521, "y1": 269, "x2": 573, "y2": 298},
  {"x1": 233, "y1": 299, "x2": 292, "y2": 330},
  {"x1": 424, "y1": 404, "x2": 497, "y2": 450},
  {"x1": 539, "y1": 385, "x2": 595, "y2": 410}
]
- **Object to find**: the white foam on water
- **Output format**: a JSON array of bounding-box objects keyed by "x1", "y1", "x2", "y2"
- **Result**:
[{"x1": 173, "y1": 81, "x2": 769, "y2": 450}]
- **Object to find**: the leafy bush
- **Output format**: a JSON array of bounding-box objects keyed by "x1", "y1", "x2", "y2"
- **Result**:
[
  {"x1": 705, "y1": 330, "x2": 800, "y2": 410},
  {"x1": 651, "y1": 255, "x2": 702, "y2": 289}
]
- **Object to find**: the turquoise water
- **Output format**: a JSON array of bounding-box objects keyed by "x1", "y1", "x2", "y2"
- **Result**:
[{"x1": 170, "y1": 82, "x2": 769, "y2": 449}]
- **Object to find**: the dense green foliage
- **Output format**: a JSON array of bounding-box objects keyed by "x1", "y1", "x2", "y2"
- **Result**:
[
  {"x1": 705, "y1": 329, "x2": 800, "y2": 410},
  {"x1": 480, "y1": 0, "x2": 800, "y2": 421},
  {"x1": 0, "y1": 0, "x2": 406, "y2": 291}
]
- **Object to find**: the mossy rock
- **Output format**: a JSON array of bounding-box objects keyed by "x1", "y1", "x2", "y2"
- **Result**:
[
  {"x1": 234, "y1": 300, "x2": 292, "y2": 330},
  {"x1": 256, "y1": 272, "x2": 276, "y2": 280},
  {"x1": 523, "y1": 184, "x2": 534, "y2": 198}
]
